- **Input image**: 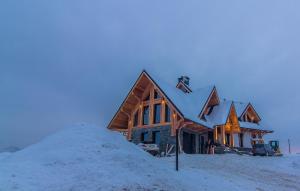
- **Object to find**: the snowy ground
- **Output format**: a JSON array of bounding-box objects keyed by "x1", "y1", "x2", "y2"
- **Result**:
[
  {"x1": 163, "y1": 154, "x2": 300, "y2": 191},
  {"x1": 0, "y1": 124, "x2": 299, "y2": 191}
]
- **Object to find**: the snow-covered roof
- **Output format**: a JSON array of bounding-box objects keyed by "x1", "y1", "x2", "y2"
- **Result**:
[
  {"x1": 239, "y1": 121, "x2": 272, "y2": 132},
  {"x1": 233, "y1": 102, "x2": 248, "y2": 117},
  {"x1": 146, "y1": 70, "x2": 214, "y2": 127},
  {"x1": 205, "y1": 100, "x2": 233, "y2": 127},
  {"x1": 142, "y1": 70, "x2": 268, "y2": 131}
]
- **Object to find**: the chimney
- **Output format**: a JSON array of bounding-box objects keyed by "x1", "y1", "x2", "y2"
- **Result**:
[
  {"x1": 178, "y1": 76, "x2": 190, "y2": 86},
  {"x1": 177, "y1": 76, "x2": 192, "y2": 93}
]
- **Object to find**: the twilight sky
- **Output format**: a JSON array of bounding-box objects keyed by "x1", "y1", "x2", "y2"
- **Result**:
[{"x1": 0, "y1": 0, "x2": 300, "y2": 153}]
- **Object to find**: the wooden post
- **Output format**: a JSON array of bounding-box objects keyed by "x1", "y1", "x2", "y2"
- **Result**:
[
  {"x1": 230, "y1": 129, "x2": 234, "y2": 147},
  {"x1": 214, "y1": 127, "x2": 218, "y2": 143},
  {"x1": 176, "y1": 128, "x2": 179, "y2": 171},
  {"x1": 127, "y1": 118, "x2": 132, "y2": 140},
  {"x1": 139, "y1": 105, "x2": 143, "y2": 126},
  {"x1": 222, "y1": 125, "x2": 226, "y2": 145},
  {"x1": 161, "y1": 99, "x2": 166, "y2": 123},
  {"x1": 149, "y1": 88, "x2": 154, "y2": 125}
]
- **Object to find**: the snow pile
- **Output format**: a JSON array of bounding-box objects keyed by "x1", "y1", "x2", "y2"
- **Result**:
[
  {"x1": 1, "y1": 124, "x2": 300, "y2": 191},
  {"x1": 0, "y1": 124, "x2": 187, "y2": 191}
]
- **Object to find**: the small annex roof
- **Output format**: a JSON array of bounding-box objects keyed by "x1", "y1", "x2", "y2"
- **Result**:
[
  {"x1": 204, "y1": 100, "x2": 233, "y2": 127},
  {"x1": 239, "y1": 121, "x2": 273, "y2": 133},
  {"x1": 145, "y1": 70, "x2": 215, "y2": 127},
  {"x1": 234, "y1": 102, "x2": 261, "y2": 121}
]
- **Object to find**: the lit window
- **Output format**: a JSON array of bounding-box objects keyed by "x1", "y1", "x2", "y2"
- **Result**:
[{"x1": 153, "y1": 104, "x2": 161, "y2": 124}]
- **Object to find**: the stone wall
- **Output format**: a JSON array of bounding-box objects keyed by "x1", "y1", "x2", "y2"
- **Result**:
[{"x1": 131, "y1": 125, "x2": 175, "y2": 153}]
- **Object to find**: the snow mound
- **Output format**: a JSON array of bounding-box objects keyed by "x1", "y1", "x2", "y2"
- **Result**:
[{"x1": 0, "y1": 124, "x2": 186, "y2": 191}]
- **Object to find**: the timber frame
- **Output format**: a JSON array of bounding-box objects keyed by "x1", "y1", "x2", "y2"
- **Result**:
[
  {"x1": 107, "y1": 70, "x2": 274, "y2": 153},
  {"x1": 239, "y1": 103, "x2": 261, "y2": 123},
  {"x1": 108, "y1": 70, "x2": 209, "y2": 140}
]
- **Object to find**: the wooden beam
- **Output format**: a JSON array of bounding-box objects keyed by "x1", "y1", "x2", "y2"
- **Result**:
[
  {"x1": 161, "y1": 100, "x2": 166, "y2": 123},
  {"x1": 135, "y1": 86, "x2": 144, "y2": 92},
  {"x1": 110, "y1": 124, "x2": 127, "y2": 129},
  {"x1": 132, "y1": 92, "x2": 141, "y2": 102},
  {"x1": 139, "y1": 104, "x2": 143, "y2": 126},
  {"x1": 120, "y1": 108, "x2": 131, "y2": 118},
  {"x1": 123, "y1": 103, "x2": 135, "y2": 111},
  {"x1": 112, "y1": 119, "x2": 128, "y2": 125},
  {"x1": 222, "y1": 125, "x2": 225, "y2": 145},
  {"x1": 149, "y1": 86, "x2": 154, "y2": 125},
  {"x1": 127, "y1": 117, "x2": 132, "y2": 140},
  {"x1": 214, "y1": 127, "x2": 218, "y2": 143}
]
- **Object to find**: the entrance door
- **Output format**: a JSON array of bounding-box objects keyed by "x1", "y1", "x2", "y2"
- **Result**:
[
  {"x1": 199, "y1": 135, "x2": 205, "y2": 154},
  {"x1": 226, "y1": 133, "x2": 230, "y2": 146},
  {"x1": 239, "y1": 133, "x2": 244, "y2": 148},
  {"x1": 183, "y1": 132, "x2": 196, "y2": 154}
]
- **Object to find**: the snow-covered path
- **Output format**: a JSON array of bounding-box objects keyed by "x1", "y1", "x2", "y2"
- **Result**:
[{"x1": 163, "y1": 154, "x2": 300, "y2": 191}]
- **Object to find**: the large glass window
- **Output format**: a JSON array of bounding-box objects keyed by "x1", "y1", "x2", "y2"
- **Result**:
[
  {"x1": 143, "y1": 106, "x2": 149, "y2": 125},
  {"x1": 153, "y1": 104, "x2": 161, "y2": 124},
  {"x1": 133, "y1": 111, "x2": 139, "y2": 127},
  {"x1": 165, "y1": 104, "x2": 171, "y2": 122}
]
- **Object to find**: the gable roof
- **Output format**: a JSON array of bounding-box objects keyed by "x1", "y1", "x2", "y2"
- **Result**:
[
  {"x1": 239, "y1": 121, "x2": 273, "y2": 133},
  {"x1": 108, "y1": 70, "x2": 267, "y2": 132},
  {"x1": 234, "y1": 102, "x2": 261, "y2": 121},
  {"x1": 234, "y1": 102, "x2": 249, "y2": 117},
  {"x1": 145, "y1": 70, "x2": 215, "y2": 126},
  {"x1": 205, "y1": 100, "x2": 233, "y2": 127}
]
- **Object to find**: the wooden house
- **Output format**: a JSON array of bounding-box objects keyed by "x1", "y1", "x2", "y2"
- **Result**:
[{"x1": 107, "y1": 70, "x2": 273, "y2": 154}]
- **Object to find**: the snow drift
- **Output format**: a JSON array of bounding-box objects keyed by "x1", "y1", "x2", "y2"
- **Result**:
[
  {"x1": 1, "y1": 124, "x2": 300, "y2": 191},
  {"x1": 0, "y1": 124, "x2": 187, "y2": 191}
]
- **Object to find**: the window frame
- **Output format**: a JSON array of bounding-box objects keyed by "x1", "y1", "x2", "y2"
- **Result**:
[
  {"x1": 153, "y1": 103, "x2": 161, "y2": 124},
  {"x1": 142, "y1": 105, "x2": 150, "y2": 125}
]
